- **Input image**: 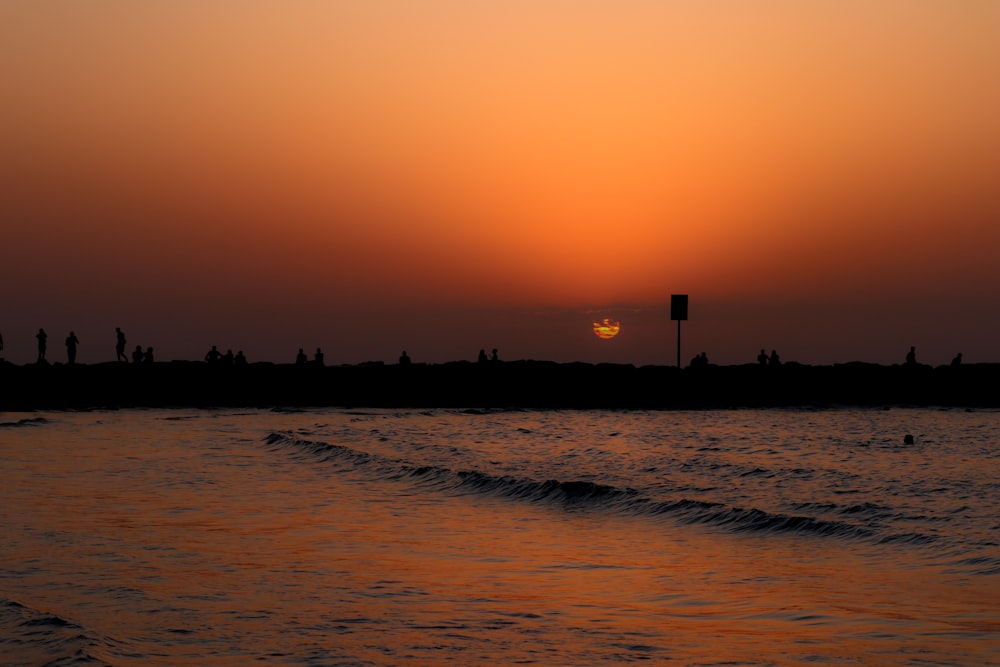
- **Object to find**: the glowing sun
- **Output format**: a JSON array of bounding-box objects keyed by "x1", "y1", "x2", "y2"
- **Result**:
[{"x1": 593, "y1": 318, "x2": 621, "y2": 340}]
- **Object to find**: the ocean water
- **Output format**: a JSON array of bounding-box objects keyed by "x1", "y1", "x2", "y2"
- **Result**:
[{"x1": 1, "y1": 407, "x2": 998, "y2": 666}]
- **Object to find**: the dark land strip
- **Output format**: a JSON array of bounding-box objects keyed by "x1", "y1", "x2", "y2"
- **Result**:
[{"x1": 1, "y1": 360, "x2": 998, "y2": 410}]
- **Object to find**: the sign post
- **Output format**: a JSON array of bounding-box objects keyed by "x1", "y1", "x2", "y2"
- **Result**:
[{"x1": 670, "y1": 294, "x2": 688, "y2": 368}]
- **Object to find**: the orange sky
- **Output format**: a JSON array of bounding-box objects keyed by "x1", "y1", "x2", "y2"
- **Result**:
[{"x1": 2, "y1": 2, "x2": 998, "y2": 366}]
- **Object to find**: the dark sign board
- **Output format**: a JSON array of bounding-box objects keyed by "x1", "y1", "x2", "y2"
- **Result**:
[{"x1": 670, "y1": 294, "x2": 688, "y2": 321}]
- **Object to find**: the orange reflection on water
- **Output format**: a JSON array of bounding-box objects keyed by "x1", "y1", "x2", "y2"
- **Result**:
[{"x1": 1, "y1": 410, "x2": 997, "y2": 666}]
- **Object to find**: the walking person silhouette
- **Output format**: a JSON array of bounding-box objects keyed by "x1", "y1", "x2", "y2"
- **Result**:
[{"x1": 115, "y1": 327, "x2": 128, "y2": 363}]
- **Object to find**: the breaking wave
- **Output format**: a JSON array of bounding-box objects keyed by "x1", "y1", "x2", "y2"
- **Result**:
[
  {"x1": 263, "y1": 432, "x2": 879, "y2": 542},
  {"x1": 0, "y1": 598, "x2": 119, "y2": 666},
  {"x1": 0, "y1": 417, "x2": 51, "y2": 428}
]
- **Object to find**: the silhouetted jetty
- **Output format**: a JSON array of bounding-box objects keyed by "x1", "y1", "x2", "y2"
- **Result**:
[{"x1": 1, "y1": 360, "x2": 998, "y2": 410}]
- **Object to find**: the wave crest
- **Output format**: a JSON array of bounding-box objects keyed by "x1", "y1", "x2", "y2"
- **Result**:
[
  {"x1": 0, "y1": 598, "x2": 119, "y2": 666},
  {"x1": 0, "y1": 417, "x2": 50, "y2": 428},
  {"x1": 264, "y1": 432, "x2": 887, "y2": 541}
]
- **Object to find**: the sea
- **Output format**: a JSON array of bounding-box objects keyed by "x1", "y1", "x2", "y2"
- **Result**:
[{"x1": 1, "y1": 406, "x2": 998, "y2": 666}]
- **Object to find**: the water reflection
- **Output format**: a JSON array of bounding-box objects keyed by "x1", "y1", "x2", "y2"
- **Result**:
[{"x1": 0, "y1": 408, "x2": 997, "y2": 665}]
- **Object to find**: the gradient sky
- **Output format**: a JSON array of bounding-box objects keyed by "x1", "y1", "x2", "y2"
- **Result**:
[{"x1": 2, "y1": 1, "x2": 998, "y2": 366}]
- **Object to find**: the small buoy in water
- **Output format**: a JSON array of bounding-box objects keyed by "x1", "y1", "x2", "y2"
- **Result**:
[{"x1": 903, "y1": 434, "x2": 914, "y2": 444}]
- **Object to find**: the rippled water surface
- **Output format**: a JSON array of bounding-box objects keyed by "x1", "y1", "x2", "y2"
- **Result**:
[{"x1": 1, "y1": 407, "x2": 998, "y2": 665}]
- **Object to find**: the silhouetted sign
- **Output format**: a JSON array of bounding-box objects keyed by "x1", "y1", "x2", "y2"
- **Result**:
[{"x1": 671, "y1": 294, "x2": 688, "y2": 321}]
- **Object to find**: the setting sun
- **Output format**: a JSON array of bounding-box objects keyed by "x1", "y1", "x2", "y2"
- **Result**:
[{"x1": 593, "y1": 319, "x2": 621, "y2": 340}]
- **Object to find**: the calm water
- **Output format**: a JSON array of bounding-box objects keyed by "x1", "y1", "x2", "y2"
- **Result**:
[{"x1": 1, "y1": 407, "x2": 998, "y2": 666}]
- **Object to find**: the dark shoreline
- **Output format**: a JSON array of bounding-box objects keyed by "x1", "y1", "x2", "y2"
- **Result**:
[{"x1": 1, "y1": 359, "x2": 998, "y2": 411}]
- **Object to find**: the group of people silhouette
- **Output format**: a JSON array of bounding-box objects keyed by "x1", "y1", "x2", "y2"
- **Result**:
[
  {"x1": 757, "y1": 349, "x2": 782, "y2": 366},
  {"x1": 32, "y1": 328, "x2": 87, "y2": 365},
  {"x1": 204, "y1": 345, "x2": 248, "y2": 366},
  {"x1": 17, "y1": 328, "x2": 323, "y2": 368},
  {"x1": 688, "y1": 351, "x2": 710, "y2": 368},
  {"x1": 477, "y1": 348, "x2": 500, "y2": 364},
  {"x1": 115, "y1": 328, "x2": 155, "y2": 364},
  {"x1": 21, "y1": 327, "x2": 151, "y2": 365},
  {"x1": 295, "y1": 347, "x2": 324, "y2": 366}
]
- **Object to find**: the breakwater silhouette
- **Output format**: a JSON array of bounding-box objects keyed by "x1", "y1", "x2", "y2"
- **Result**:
[{"x1": 1, "y1": 360, "x2": 997, "y2": 410}]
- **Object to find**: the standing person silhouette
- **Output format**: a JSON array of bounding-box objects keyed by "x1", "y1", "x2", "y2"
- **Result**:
[
  {"x1": 205, "y1": 345, "x2": 222, "y2": 364},
  {"x1": 905, "y1": 346, "x2": 917, "y2": 365},
  {"x1": 65, "y1": 331, "x2": 80, "y2": 364},
  {"x1": 115, "y1": 327, "x2": 128, "y2": 362},
  {"x1": 757, "y1": 349, "x2": 769, "y2": 366},
  {"x1": 36, "y1": 328, "x2": 48, "y2": 362}
]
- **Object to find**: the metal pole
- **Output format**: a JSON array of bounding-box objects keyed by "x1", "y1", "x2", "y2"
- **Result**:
[{"x1": 677, "y1": 319, "x2": 681, "y2": 368}]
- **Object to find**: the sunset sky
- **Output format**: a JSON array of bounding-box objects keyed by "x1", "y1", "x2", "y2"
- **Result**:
[{"x1": 2, "y1": 2, "x2": 998, "y2": 366}]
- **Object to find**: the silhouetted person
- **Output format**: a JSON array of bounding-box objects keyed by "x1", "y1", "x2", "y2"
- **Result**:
[
  {"x1": 491, "y1": 348, "x2": 499, "y2": 363},
  {"x1": 205, "y1": 345, "x2": 222, "y2": 364},
  {"x1": 132, "y1": 345, "x2": 144, "y2": 364},
  {"x1": 36, "y1": 328, "x2": 48, "y2": 362},
  {"x1": 65, "y1": 331, "x2": 79, "y2": 364},
  {"x1": 951, "y1": 352, "x2": 962, "y2": 367},
  {"x1": 399, "y1": 350, "x2": 411, "y2": 365},
  {"x1": 234, "y1": 350, "x2": 248, "y2": 366},
  {"x1": 143, "y1": 347, "x2": 154, "y2": 364},
  {"x1": 223, "y1": 349, "x2": 234, "y2": 366},
  {"x1": 115, "y1": 327, "x2": 128, "y2": 363},
  {"x1": 478, "y1": 348, "x2": 488, "y2": 364},
  {"x1": 296, "y1": 348, "x2": 307, "y2": 365},
  {"x1": 905, "y1": 346, "x2": 917, "y2": 365},
  {"x1": 757, "y1": 349, "x2": 768, "y2": 366},
  {"x1": 314, "y1": 348, "x2": 324, "y2": 366},
  {"x1": 0, "y1": 330, "x2": 4, "y2": 352},
  {"x1": 689, "y1": 352, "x2": 709, "y2": 368},
  {"x1": 769, "y1": 349, "x2": 781, "y2": 366}
]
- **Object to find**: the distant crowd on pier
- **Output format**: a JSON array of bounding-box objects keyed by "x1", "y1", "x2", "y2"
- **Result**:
[
  {"x1": 1, "y1": 327, "x2": 333, "y2": 369},
  {"x1": 0, "y1": 327, "x2": 968, "y2": 369},
  {"x1": 1, "y1": 325, "x2": 506, "y2": 369}
]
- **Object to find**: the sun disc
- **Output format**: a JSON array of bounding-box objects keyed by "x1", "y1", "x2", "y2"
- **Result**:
[{"x1": 593, "y1": 318, "x2": 621, "y2": 339}]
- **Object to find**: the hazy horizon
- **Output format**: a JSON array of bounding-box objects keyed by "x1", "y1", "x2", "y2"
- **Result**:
[{"x1": 3, "y1": 2, "x2": 998, "y2": 368}]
